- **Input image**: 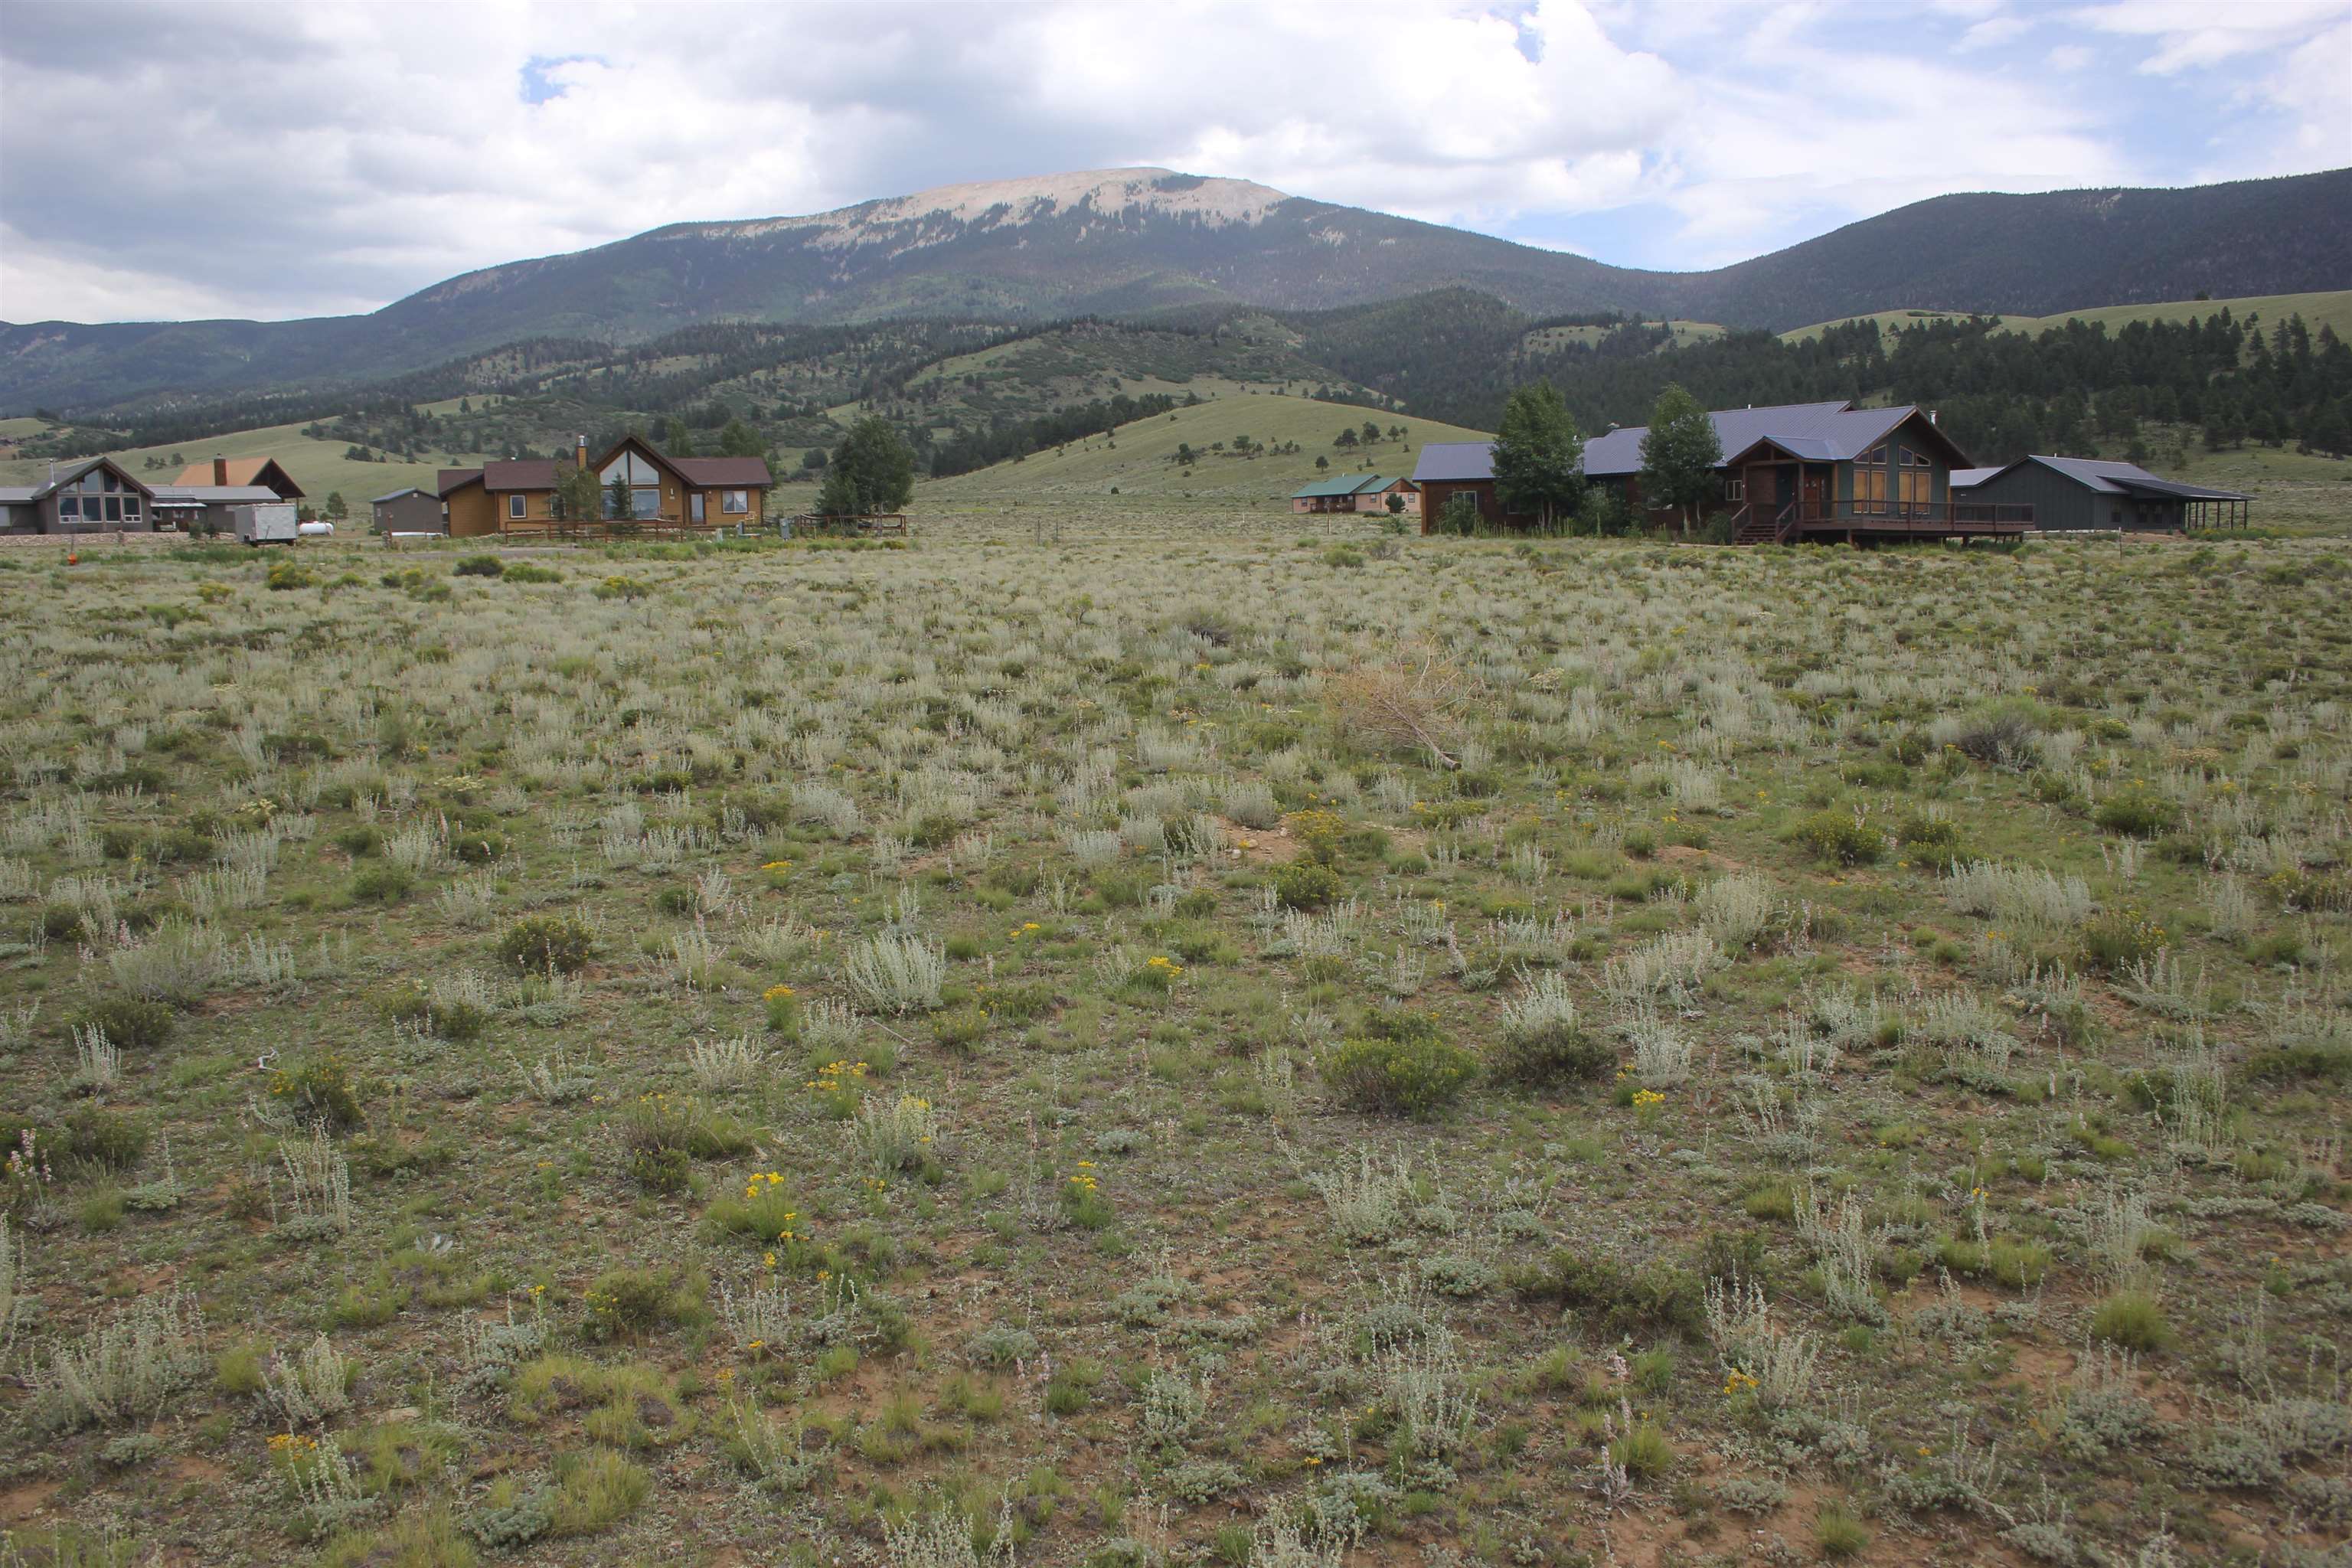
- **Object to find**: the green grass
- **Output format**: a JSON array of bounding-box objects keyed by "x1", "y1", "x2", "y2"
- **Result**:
[
  {"x1": 0, "y1": 512, "x2": 2344, "y2": 1563},
  {"x1": 923, "y1": 389, "x2": 1491, "y2": 502}
]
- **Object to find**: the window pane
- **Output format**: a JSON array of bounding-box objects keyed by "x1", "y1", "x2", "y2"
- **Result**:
[
  {"x1": 105, "y1": 497, "x2": 122, "y2": 521},
  {"x1": 632, "y1": 488, "x2": 659, "y2": 519},
  {"x1": 60, "y1": 495, "x2": 79, "y2": 519}
]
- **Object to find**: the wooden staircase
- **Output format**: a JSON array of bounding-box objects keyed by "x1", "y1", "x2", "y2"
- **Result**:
[{"x1": 1733, "y1": 502, "x2": 1788, "y2": 545}]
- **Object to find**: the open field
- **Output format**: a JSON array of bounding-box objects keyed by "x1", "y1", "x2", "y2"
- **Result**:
[
  {"x1": 0, "y1": 514, "x2": 2347, "y2": 1567},
  {"x1": 926, "y1": 394, "x2": 1490, "y2": 502},
  {"x1": 1779, "y1": 290, "x2": 2352, "y2": 345}
]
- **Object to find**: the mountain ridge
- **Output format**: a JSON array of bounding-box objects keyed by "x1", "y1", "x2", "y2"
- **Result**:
[{"x1": 5, "y1": 165, "x2": 2348, "y2": 413}]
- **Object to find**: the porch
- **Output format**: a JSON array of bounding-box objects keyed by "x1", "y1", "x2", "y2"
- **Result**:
[{"x1": 1727, "y1": 498, "x2": 2035, "y2": 544}]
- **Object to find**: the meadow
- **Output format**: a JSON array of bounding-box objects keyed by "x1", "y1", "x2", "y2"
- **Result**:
[{"x1": 0, "y1": 517, "x2": 2347, "y2": 1568}]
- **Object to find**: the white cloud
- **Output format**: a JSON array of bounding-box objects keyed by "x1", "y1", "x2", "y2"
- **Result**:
[{"x1": 0, "y1": 0, "x2": 2340, "y2": 323}]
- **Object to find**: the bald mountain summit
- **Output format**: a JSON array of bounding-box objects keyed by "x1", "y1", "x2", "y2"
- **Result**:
[{"x1": 5, "y1": 165, "x2": 2349, "y2": 413}]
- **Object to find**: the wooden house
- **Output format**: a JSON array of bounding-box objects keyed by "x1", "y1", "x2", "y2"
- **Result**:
[
  {"x1": 1950, "y1": 456, "x2": 2249, "y2": 532},
  {"x1": 173, "y1": 456, "x2": 306, "y2": 500},
  {"x1": 1409, "y1": 443, "x2": 1530, "y2": 531},
  {"x1": 590, "y1": 436, "x2": 772, "y2": 530},
  {"x1": 1581, "y1": 400, "x2": 2030, "y2": 543},
  {"x1": 0, "y1": 458, "x2": 156, "y2": 534},
  {"x1": 436, "y1": 459, "x2": 560, "y2": 537}
]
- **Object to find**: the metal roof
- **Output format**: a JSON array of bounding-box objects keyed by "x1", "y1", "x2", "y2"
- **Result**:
[
  {"x1": 371, "y1": 487, "x2": 432, "y2": 502},
  {"x1": 7, "y1": 457, "x2": 155, "y2": 500},
  {"x1": 1291, "y1": 472, "x2": 1392, "y2": 498},
  {"x1": 148, "y1": 485, "x2": 281, "y2": 504},
  {"x1": 1949, "y1": 466, "x2": 2002, "y2": 488},
  {"x1": 1975, "y1": 454, "x2": 2252, "y2": 501},
  {"x1": 1585, "y1": 400, "x2": 1890, "y2": 475},
  {"x1": 1411, "y1": 443, "x2": 1495, "y2": 482}
]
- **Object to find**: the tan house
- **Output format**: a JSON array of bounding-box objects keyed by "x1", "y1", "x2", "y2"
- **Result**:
[
  {"x1": 1289, "y1": 472, "x2": 1418, "y2": 514},
  {"x1": 436, "y1": 459, "x2": 560, "y2": 537},
  {"x1": 436, "y1": 436, "x2": 773, "y2": 537}
]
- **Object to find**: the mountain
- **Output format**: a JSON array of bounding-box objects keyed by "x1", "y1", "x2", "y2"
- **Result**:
[{"x1": 5, "y1": 165, "x2": 2349, "y2": 414}]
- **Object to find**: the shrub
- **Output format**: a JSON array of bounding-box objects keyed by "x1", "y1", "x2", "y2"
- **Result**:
[
  {"x1": 1815, "y1": 1502, "x2": 1871, "y2": 1558},
  {"x1": 2079, "y1": 906, "x2": 2167, "y2": 972},
  {"x1": 1507, "y1": 1250, "x2": 1704, "y2": 1338},
  {"x1": 1491, "y1": 969, "x2": 1610, "y2": 1086},
  {"x1": 62, "y1": 1106, "x2": 150, "y2": 1171},
  {"x1": 269, "y1": 1053, "x2": 364, "y2": 1130},
  {"x1": 453, "y1": 554, "x2": 505, "y2": 577},
  {"x1": 1322, "y1": 1031, "x2": 1475, "y2": 1119},
  {"x1": 593, "y1": 576, "x2": 651, "y2": 602},
  {"x1": 264, "y1": 562, "x2": 314, "y2": 591},
  {"x1": 498, "y1": 915, "x2": 595, "y2": 975},
  {"x1": 70, "y1": 995, "x2": 175, "y2": 1052},
  {"x1": 841, "y1": 929, "x2": 945, "y2": 1015},
  {"x1": 613, "y1": 1092, "x2": 746, "y2": 1192},
  {"x1": 2093, "y1": 787, "x2": 2180, "y2": 838},
  {"x1": 2090, "y1": 1290, "x2": 2168, "y2": 1350},
  {"x1": 1269, "y1": 861, "x2": 1343, "y2": 910},
  {"x1": 1609, "y1": 1423, "x2": 1674, "y2": 1478},
  {"x1": 505, "y1": 562, "x2": 563, "y2": 584},
  {"x1": 1788, "y1": 810, "x2": 1882, "y2": 865},
  {"x1": 349, "y1": 865, "x2": 413, "y2": 903},
  {"x1": 581, "y1": 1266, "x2": 704, "y2": 1341}
]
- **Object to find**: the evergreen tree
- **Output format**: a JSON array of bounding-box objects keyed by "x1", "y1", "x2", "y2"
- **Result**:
[
  {"x1": 1489, "y1": 381, "x2": 1586, "y2": 531},
  {"x1": 557, "y1": 462, "x2": 603, "y2": 522},
  {"x1": 665, "y1": 417, "x2": 696, "y2": 458},
  {"x1": 825, "y1": 416, "x2": 915, "y2": 514},
  {"x1": 717, "y1": 418, "x2": 761, "y2": 459},
  {"x1": 606, "y1": 471, "x2": 632, "y2": 522},
  {"x1": 1638, "y1": 384, "x2": 1722, "y2": 534}
]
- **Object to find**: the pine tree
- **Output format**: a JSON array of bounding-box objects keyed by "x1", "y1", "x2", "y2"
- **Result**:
[
  {"x1": 1490, "y1": 381, "x2": 1586, "y2": 531},
  {"x1": 1638, "y1": 384, "x2": 1722, "y2": 535}
]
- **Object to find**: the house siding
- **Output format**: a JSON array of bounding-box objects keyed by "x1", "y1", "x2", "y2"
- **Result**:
[
  {"x1": 1957, "y1": 465, "x2": 2182, "y2": 532},
  {"x1": 373, "y1": 494, "x2": 445, "y2": 534},
  {"x1": 444, "y1": 484, "x2": 496, "y2": 537}
]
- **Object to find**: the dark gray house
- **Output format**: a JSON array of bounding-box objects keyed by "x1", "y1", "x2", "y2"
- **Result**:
[
  {"x1": 0, "y1": 458, "x2": 156, "y2": 534},
  {"x1": 1951, "y1": 456, "x2": 2251, "y2": 532},
  {"x1": 371, "y1": 487, "x2": 446, "y2": 534}
]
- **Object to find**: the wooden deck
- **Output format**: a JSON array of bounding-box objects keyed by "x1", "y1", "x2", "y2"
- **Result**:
[{"x1": 1731, "y1": 500, "x2": 2034, "y2": 545}]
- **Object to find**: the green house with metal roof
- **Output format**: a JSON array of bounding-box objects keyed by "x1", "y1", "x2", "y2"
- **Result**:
[
  {"x1": 1950, "y1": 456, "x2": 2251, "y2": 532},
  {"x1": 1289, "y1": 472, "x2": 1417, "y2": 514}
]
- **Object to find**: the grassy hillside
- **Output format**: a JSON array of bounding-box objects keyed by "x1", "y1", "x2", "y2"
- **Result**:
[
  {"x1": 924, "y1": 391, "x2": 1490, "y2": 502},
  {"x1": 1780, "y1": 289, "x2": 2352, "y2": 343},
  {"x1": 0, "y1": 406, "x2": 483, "y2": 508},
  {"x1": 1523, "y1": 319, "x2": 1724, "y2": 354}
]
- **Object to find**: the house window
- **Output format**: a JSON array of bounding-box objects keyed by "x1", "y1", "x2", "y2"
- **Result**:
[
  {"x1": 722, "y1": 489, "x2": 749, "y2": 515},
  {"x1": 508, "y1": 494, "x2": 526, "y2": 520},
  {"x1": 1898, "y1": 450, "x2": 1932, "y2": 510},
  {"x1": 1723, "y1": 477, "x2": 1745, "y2": 502},
  {"x1": 1854, "y1": 464, "x2": 1888, "y2": 515}
]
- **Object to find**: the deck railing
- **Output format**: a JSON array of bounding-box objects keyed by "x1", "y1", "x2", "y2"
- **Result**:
[{"x1": 1782, "y1": 500, "x2": 2035, "y2": 532}]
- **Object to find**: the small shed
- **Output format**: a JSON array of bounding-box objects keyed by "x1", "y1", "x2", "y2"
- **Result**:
[
  {"x1": 1952, "y1": 456, "x2": 2251, "y2": 532},
  {"x1": 371, "y1": 487, "x2": 445, "y2": 534}
]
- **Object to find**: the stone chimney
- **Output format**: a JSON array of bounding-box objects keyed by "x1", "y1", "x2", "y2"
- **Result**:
[{"x1": 212, "y1": 455, "x2": 228, "y2": 485}]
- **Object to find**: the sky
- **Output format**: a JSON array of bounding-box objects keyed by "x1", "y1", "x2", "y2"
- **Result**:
[{"x1": 1, "y1": 0, "x2": 2347, "y2": 324}]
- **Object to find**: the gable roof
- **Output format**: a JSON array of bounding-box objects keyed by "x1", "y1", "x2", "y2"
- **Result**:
[
  {"x1": 1411, "y1": 443, "x2": 1495, "y2": 482},
  {"x1": 1586, "y1": 401, "x2": 1974, "y2": 475},
  {"x1": 436, "y1": 467, "x2": 482, "y2": 497},
  {"x1": 1291, "y1": 472, "x2": 1396, "y2": 499},
  {"x1": 1955, "y1": 454, "x2": 2250, "y2": 501},
  {"x1": 371, "y1": 487, "x2": 432, "y2": 503},
  {"x1": 671, "y1": 456, "x2": 773, "y2": 488},
  {"x1": 173, "y1": 456, "x2": 305, "y2": 498},
  {"x1": 17, "y1": 456, "x2": 155, "y2": 500}
]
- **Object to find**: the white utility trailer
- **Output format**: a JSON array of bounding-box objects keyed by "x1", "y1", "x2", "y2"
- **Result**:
[{"x1": 233, "y1": 502, "x2": 300, "y2": 546}]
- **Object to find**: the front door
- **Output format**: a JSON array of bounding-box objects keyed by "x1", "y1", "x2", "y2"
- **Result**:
[
  {"x1": 690, "y1": 492, "x2": 704, "y2": 524},
  {"x1": 1802, "y1": 469, "x2": 1826, "y2": 520}
]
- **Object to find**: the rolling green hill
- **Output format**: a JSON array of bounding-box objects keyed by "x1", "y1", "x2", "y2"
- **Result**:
[
  {"x1": 924, "y1": 391, "x2": 1490, "y2": 502},
  {"x1": 1782, "y1": 290, "x2": 2352, "y2": 344}
]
